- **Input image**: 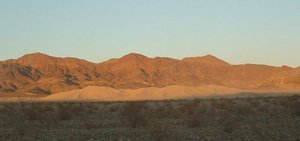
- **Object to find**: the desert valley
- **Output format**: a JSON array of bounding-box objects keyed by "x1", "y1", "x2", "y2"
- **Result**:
[{"x1": 1, "y1": 1, "x2": 300, "y2": 140}]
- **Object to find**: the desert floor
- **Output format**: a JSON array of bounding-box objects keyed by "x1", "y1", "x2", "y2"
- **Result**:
[{"x1": 0, "y1": 95, "x2": 300, "y2": 141}]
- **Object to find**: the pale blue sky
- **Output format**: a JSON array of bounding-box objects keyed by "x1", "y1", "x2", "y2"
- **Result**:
[{"x1": 0, "y1": 0, "x2": 299, "y2": 67}]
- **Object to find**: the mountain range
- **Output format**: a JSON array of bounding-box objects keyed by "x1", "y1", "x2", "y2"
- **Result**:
[{"x1": 0, "y1": 52, "x2": 299, "y2": 96}]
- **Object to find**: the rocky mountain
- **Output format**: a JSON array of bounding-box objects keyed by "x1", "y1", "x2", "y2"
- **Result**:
[
  {"x1": 0, "y1": 52, "x2": 298, "y2": 96},
  {"x1": 260, "y1": 67, "x2": 300, "y2": 89}
]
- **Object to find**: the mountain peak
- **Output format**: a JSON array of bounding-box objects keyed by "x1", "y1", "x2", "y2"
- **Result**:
[
  {"x1": 120, "y1": 53, "x2": 149, "y2": 61},
  {"x1": 30, "y1": 52, "x2": 48, "y2": 55},
  {"x1": 182, "y1": 54, "x2": 230, "y2": 66},
  {"x1": 19, "y1": 52, "x2": 53, "y2": 60},
  {"x1": 202, "y1": 54, "x2": 217, "y2": 59},
  {"x1": 122, "y1": 53, "x2": 148, "y2": 58},
  {"x1": 15, "y1": 52, "x2": 57, "y2": 67},
  {"x1": 280, "y1": 65, "x2": 293, "y2": 69}
]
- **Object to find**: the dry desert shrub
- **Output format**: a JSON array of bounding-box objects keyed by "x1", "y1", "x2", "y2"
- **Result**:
[
  {"x1": 154, "y1": 102, "x2": 177, "y2": 119},
  {"x1": 56, "y1": 104, "x2": 74, "y2": 121},
  {"x1": 290, "y1": 100, "x2": 300, "y2": 116},
  {"x1": 234, "y1": 102, "x2": 254, "y2": 116},
  {"x1": 72, "y1": 104, "x2": 85, "y2": 115},
  {"x1": 287, "y1": 95, "x2": 299, "y2": 102},
  {"x1": 149, "y1": 124, "x2": 171, "y2": 141},
  {"x1": 179, "y1": 99, "x2": 199, "y2": 116},
  {"x1": 186, "y1": 113, "x2": 207, "y2": 128},
  {"x1": 185, "y1": 102, "x2": 210, "y2": 128},
  {"x1": 1, "y1": 104, "x2": 15, "y2": 114},
  {"x1": 0, "y1": 102, "x2": 49, "y2": 139},
  {"x1": 121, "y1": 102, "x2": 148, "y2": 128},
  {"x1": 153, "y1": 104, "x2": 166, "y2": 118},
  {"x1": 210, "y1": 99, "x2": 236, "y2": 114},
  {"x1": 43, "y1": 105, "x2": 54, "y2": 112},
  {"x1": 108, "y1": 104, "x2": 120, "y2": 113},
  {"x1": 248, "y1": 97, "x2": 260, "y2": 108},
  {"x1": 23, "y1": 105, "x2": 44, "y2": 120},
  {"x1": 197, "y1": 102, "x2": 208, "y2": 113},
  {"x1": 83, "y1": 102, "x2": 98, "y2": 113},
  {"x1": 218, "y1": 113, "x2": 242, "y2": 134},
  {"x1": 76, "y1": 103, "x2": 99, "y2": 130}
]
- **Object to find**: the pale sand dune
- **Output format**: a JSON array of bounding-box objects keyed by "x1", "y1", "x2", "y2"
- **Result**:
[
  {"x1": 43, "y1": 85, "x2": 242, "y2": 101},
  {"x1": 44, "y1": 86, "x2": 125, "y2": 101}
]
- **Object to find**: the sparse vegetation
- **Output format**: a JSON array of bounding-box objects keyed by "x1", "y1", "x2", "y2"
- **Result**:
[
  {"x1": 56, "y1": 104, "x2": 74, "y2": 121},
  {"x1": 121, "y1": 102, "x2": 149, "y2": 128},
  {"x1": 0, "y1": 95, "x2": 300, "y2": 140},
  {"x1": 290, "y1": 98, "x2": 300, "y2": 116}
]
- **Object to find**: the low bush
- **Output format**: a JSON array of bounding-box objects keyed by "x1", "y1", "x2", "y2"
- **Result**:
[
  {"x1": 56, "y1": 104, "x2": 74, "y2": 121},
  {"x1": 121, "y1": 102, "x2": 148, "y2": 128}
]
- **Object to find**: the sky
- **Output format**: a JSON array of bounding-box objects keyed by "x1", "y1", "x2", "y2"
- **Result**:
[{"x1": 0, "y1": 0, "x2": 299, "y2": 67}]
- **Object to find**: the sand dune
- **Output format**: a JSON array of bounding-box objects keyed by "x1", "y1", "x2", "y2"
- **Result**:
[{"x1": 43, "y1": 85, "x2": 242, "y2": 101}]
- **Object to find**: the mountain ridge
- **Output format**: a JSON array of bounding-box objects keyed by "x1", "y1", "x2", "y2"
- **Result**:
[
  {"x1": 0, "y1": 52, "x2": 298, "y2": 96},
  {"x1": 1, "y1": 52, "x2": 294, "y2": 68}
]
